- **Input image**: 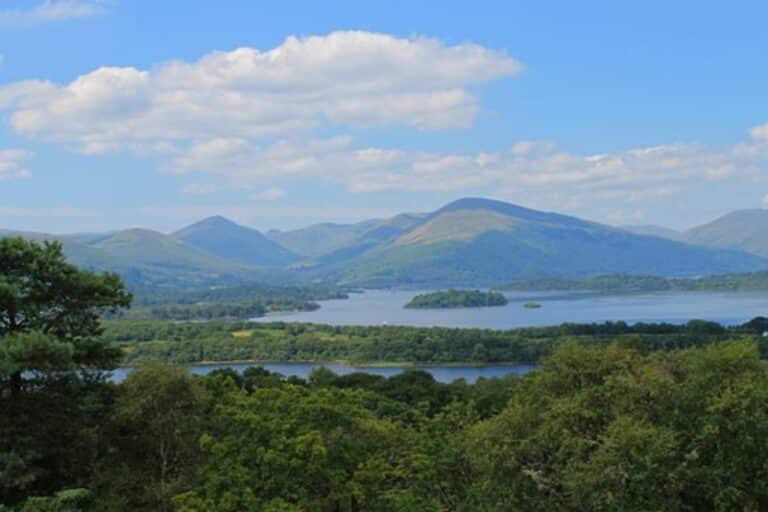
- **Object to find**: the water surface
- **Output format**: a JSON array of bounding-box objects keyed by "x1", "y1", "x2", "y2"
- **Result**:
[
  {"x1": 254, "y1": 289, "x2": 768, "y2": 328},
  {"x1": 111, "y1": 362, "x2": 535, "y2": 384}
]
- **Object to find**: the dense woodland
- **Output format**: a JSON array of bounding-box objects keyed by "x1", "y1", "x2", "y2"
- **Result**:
[
  {"x1": 503, "y1": 271, "x2": 768, "y2": 292},
  {"x1": 114, "y1": 282, "x2": 349, "y2": 321},
  {"x1": 105, "y1": 317, "x2": 765, "y2": 365},
  {"x1": 404, "y1": 289, "x2": 508, "y2": 309},
  {"x1": 5, "y1": 237, "x2": 768, "y2": 510}
]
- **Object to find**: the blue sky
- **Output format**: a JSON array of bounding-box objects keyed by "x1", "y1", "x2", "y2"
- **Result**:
[{"x1": 0, "y1": 0, "x2": 767, "y2": 233}]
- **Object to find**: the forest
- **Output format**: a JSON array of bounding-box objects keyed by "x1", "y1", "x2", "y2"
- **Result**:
[
  {"x1": 104, "y1": 316, "x2": 765, "y2": 365},
  {"x1": 112, "y1": 282, "x2": 349, "y2": 321},
  {"x1": 502, "y1": 271, "x2": 768, "y2": 292},
  {"x1": 404, "y1": 289, "x2": 508, "y2": 309},
  {"x1": 5, "y1": 237, "x2": 768, "y2": 511}
]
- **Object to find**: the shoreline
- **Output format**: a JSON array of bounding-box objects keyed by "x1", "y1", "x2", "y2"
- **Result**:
[{"x1": 117, "y1": 359, "x2": 534, "y2": 369}]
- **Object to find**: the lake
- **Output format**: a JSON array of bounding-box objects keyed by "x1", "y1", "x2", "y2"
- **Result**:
[
  {"x1": 111, "y1": 362, "x2": 536, "y2": 384},
  {"x1": 113, "y1": 289, "x2": 768, "y2": 384},
  {"x1": 254, "y1": 289, "x2": 768, "y2": 328}
]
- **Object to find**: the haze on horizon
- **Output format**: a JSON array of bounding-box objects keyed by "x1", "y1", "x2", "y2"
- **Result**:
[{"x1": 1, "y1": 0, "x2": 767, "y2": 234}]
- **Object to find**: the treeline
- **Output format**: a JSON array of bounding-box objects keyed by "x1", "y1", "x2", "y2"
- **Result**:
[
  {"x1": 405, "y1": 289, "x2": 508, "y2": 309},
  {"x1": 127, "y1": 300, "x2": 321, "y2": 321},
  {"x1": 133, "y1": 282, "x2": 349, "y2": 306},
  {"x1": 503, "y1": 271, "x2": 768, "y2": 292},
  {"x1": 10, "y1": 342, "x2": 768, "y2": 510},
  {"x1": 104, "y1": 317, "x2": 768, "y2": 365},
  {"x1": 114, "y1": 282, "x2": 349, "y2": 320}
]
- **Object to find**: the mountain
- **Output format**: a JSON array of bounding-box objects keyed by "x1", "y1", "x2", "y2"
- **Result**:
[
  {"x1": 681, "y1": 209, "x2": 768, "y2": 258},
  {"x1": 268, "y1": 213, "x2": 425, "y2": 260},
  {"x1": 174, "y1": 216, "x2": 299, "y2": 267},
  {"x1": 4, "y1": 200, "x2": 768, "y2": 290},
  {"x1": 323, "y1": 198, "x2": 768, "y2": 286},
  {"x1": 0, "y1": 227, "x2": 269, "y2": 290},
  {"x1": 623, "y1": 224, "x2": 681, "y2": 240}
]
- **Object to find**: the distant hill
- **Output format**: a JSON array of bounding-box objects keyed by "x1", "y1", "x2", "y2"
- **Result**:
[
  {"x1": 681, "y1": 209, "x2": 768, "y2": 258},
  {"x1": 623, "y1": 224, "x2": 681, "y2": 240},
  {"x1": 268, "y1": 213, "x2": 425, "y2": 261},
  {"x1": 0, "y1": 227, "x2": 271, "y2": 290},
  {"x1": 324, "y1": 198, "x2": 767, "y2": 286},
  {"x1": 174, "y1": 216, "x2": 299, "y2": 267},
  {"x1": 4, "y1": 200, "x2": 768, "y2": 290}
]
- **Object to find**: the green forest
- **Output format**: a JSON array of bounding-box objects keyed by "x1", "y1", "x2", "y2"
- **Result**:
[
  {"x1": 404, "y1": 289, "x2": 508, "y2": 309},
  {"x1": 104, "y1": 317, "x2": 765, "y2": 365},
  {"x1": 6, "y1": 237, "x2": 768, "y2": 510},
  {"x1": 113, "y1": 282, "x2": 350, "y2": 321},
  {"x1": 502, "y1": 271, "x2": 768, "y2": 292}
]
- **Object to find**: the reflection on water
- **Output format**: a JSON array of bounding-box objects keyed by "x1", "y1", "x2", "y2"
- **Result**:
[{"x1": 111, "y1": 362, "x2": 536, "y2": 384}]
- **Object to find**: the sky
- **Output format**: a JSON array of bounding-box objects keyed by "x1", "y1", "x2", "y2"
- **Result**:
[{"x1": 0, "y1": 0, "x2": 767, "y2": 234}]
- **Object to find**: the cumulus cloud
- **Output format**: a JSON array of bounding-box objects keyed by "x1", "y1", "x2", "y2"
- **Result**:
[
  {"x1": 2, "y1": 30, "x2": 767, "y2": 225},
  {"x1": 751, "y1": 124, "x2": 768, "y2": 141},
  {"x1": 181, "y1": 183, "x2": 219, "y2": 195},
  {"x1": 0, "y1": 31, "x2": 520, "y2": 153},
  {"x1": 165, "y1": 125, "x2": 768, "y2": 204},
  {"x1": 0, "y1": 149, "x2": 32, "y2": 180},
  {"x1": 252, "y1": 187, "x2": 286, "y2": 201},
  {"x1": 0, "y1": 1, "x2": 105, "y2": 26}
]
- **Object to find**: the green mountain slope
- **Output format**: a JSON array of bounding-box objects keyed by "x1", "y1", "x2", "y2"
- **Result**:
[
  {"x1": 174, "y1": 216, "x2": 299, "y2": 266},
  {"x1": 0, "y1": 228, "x2": 266, "y2": 290},
  {"x1": 268, "y1": 213, "x2": 425, "y2": 260},
  {"x1": 623, "y1": 224, "x2": 682, "y2": 240},
  {"x1": 681, "y1": 209, "x2": 768, "y2": 258},
  {"x1": 329, "y1": 198, "x2": 768, "y2": 286}
]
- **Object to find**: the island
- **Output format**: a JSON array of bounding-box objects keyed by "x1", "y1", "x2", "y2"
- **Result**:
[{"x1": 404, "y1": 289, "x2": 509, "y2": 309}]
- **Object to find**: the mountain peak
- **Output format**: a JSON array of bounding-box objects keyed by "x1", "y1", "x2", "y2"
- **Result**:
[
  {"x1": 681, "y1": 208, "x2": 768, "y2": 258},
  {"x1": 433, "y1": 197, "x2": 586, "y2": 227},
  {"x1": 173, "y1": 215, "x2": 298, "y2": 267},
  {"x1": 717, "y1": 209, "x2": 768, "y2": 221},
  {"x1": 193, "y1": 215, "x2": 240, "y2": 228}
]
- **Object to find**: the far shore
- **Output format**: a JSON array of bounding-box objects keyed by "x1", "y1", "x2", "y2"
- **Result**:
[{"x1": 116, "y1": 359, "x2": 535, "y2": 369}]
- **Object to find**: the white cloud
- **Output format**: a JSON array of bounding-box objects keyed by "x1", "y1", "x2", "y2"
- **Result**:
[
  {"x1": 252, "y1": 187, "x2": 286, "y2": 201},
  {"x1": 164, "y1": 125, "x2": 768, "y2": 202},
  {"x1": 751, "y1": 124, "x2": 768, "y2": 141},
  {"x1": 0, "y1": 149, "x2": 32, "y2": 180},
  {"x1": 181, "y1": 183, "x2": 219, "y2": 195},
  {"x1": 0, "y1": 1, "x2": 105, "y2": 26},
  {"x1": 0, "y1": 31, "x2": 520, "y2": 153},
  {"x1": 0, "y1": 206, "x2": 95, "y2": 218}
]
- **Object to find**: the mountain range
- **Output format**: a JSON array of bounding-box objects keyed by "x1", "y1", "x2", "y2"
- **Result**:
[
  {"x1": 625, "y1": 209, "x2": 768, "y2": 259},
  {"x1": 3, "y1": 198, "x2": 768, "y2": 289}
]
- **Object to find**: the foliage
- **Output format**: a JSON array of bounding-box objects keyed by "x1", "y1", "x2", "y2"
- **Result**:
[
  {"x1": 119, "y1": 282, "x2": 347, "y2": 320},
  {"x1": 503, "y1": 271, "x2": 768, "y2": 292},
  {"x1": 8, "y1": 241, "x2": 768, "y2": 510},
  {"x1": 103, "y1": 318, "x2": 757, "y2": 365},
  {"x1": 0, "y1": 237, "x2": 130, "y2": 505},
  {"x1": 404, "y1": 289, "x2": 508, "y2": 309}
]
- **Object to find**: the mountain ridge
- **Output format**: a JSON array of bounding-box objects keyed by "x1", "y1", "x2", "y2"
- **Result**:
[
  {"x1": 3, "y1": 199, "x2": 768, "y2": 289},
  {"x1": 174, "y1": 215, "x2": 299, "y2": 267}
]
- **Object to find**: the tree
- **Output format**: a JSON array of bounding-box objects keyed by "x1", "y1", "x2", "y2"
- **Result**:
[
  {"x1": 92, "y1": 362, "x2": 206, "y2": 512},
  {"x1": 0, "y1": 237, "x2": 131, "y2": 382},
  {"x1": 0, "y1": 237, "x2": 131, "y2": 505}
]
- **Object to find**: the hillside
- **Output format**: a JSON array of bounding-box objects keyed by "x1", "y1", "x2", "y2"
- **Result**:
[
  {"x1": 623, "y1": 224, "x2": 682, "y2": 240},
  {"x1": 268, "y1": 213, "x2": 424, "y2": 260},
  {"x1": 174, "y1": 216, "x2": 299, "y2": 266},
  {"x1": 0, "y1": 227, "x2": 268, "y2": 290},
  {"x1": 4, "y1": 200, "x2": 768, "y2": 290},
  {"x1": 328, "y1": 198, "x2": 767, "y2": 286},
  {"x1": 681, "y1": 209, "x2": 768, "y2": 258}
]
